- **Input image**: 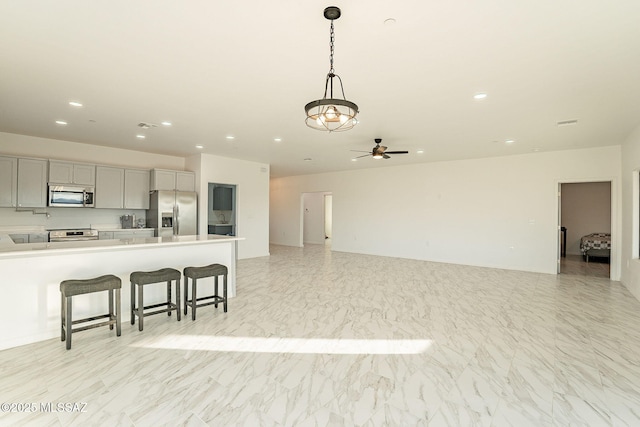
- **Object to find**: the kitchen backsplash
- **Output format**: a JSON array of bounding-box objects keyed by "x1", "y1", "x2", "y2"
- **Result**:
[{"x1": 0, "y1": 207, "x2": 147, "y2": 230}]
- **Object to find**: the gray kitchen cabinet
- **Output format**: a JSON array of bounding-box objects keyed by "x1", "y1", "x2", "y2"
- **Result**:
[
  {"x1": 9, "y1": 233, "x2": 48, "y2": 243},
  {"x1": 95, "y1": 166, "x2": 125, "y2": 209},
  {"x1": 28, "y1": 233, "x2": 48, "y2": 243},
  {"x1": 150, "y1": 169, "x2": 195, "y2": 192},
  {"x1": 17, "y1": 158, "x2": 48, "y2": 208},
  {"x1": 213, "y1": 186, "x2": 233, "y2": 210},
  {"x1": 9, "y1": 234, "x2": 28, "y2": 244},
  {"x1": 149, "y1": 169, "x2": 176, "y2": 191},
  {"x1": 113, "y1": 229, "x2": 154, "y2": 239},
  {"x1": 98, "y1": 231, "x2": 114, "y2": 240},
  {"x1": 176, "y1": 171, "x2": 195, "y2": 192},
  {"x1": 0, "y1": 156, "x2": 18, "y2": 207},
  {"x1": 212, "y1": 225, "x2": 234, "y2": 236},
  {"x1": 49, "y1": 161, "x2": 95, "y2": 185},
  {"x1": 124, "y1": 168, "x2": 150, "y2": 209},
  {"x1": 100, "y1": 229, "x2": 154, "y2": 240}
]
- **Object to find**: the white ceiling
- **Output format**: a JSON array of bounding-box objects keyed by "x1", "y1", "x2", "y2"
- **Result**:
[{"x1": 1, "y1": 1, "x2": 639, "y2": 177}]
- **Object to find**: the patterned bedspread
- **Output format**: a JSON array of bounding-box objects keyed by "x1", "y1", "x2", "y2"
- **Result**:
[{"x1": 580, "y1": 233, "x2": 611, "y2": 254}]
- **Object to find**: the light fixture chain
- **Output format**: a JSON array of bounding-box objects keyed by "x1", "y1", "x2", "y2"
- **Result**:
[{"x1": 329, "y1": 20, "x2": 335, "y2": 74}]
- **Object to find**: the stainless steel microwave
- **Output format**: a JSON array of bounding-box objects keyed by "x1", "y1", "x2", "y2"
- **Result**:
[{"x1": 48, "y1": 185, "x2": 95, "y2": 207}]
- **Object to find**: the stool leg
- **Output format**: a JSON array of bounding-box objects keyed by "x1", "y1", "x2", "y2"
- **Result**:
[
  {"x1": 183, "y1": 277, "x2": 188, "y2": 316},
  {"x1": 61, "y1": 292, "x2": 66, "y2": 341},
  {"x1": 138, "y1": 283, "x2": 144, "y2": 331},
  {"x1": 66, "y1": 296, "x2": 72, "y2": 350},
  {"x1": 192, "y1": 278, "x2": 197, "y2": 321},
  {"x1": 130, "y1": 281, "x2": 135, "y2": 325},
  {"x1": 176, "y1": 278, "x2": 181, "y2": 322},
  {"x1": 167, "y1": 280, "x2": 172, "y2": 317},
  {"x1": 214, "y1": 276, "x2": 219, "y2": 308},
  {"x1": 116, "y1": 288, "x2": 121, "y2": 337},
  {"x1": 223, "y1": 274, "x2": 228, "y2": 313},
  {"x1": 109, "y1": 289, "x2": 114, "y2": 330}
]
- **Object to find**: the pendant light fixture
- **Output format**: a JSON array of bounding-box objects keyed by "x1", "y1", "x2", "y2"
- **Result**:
[{"x1": 304, "y1": 6, "x2": 359, "y2": 132}]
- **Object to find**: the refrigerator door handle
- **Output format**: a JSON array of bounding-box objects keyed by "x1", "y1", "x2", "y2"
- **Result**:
[{"x1": 175, "y1": 204, "x2": 180, "y2": 235}]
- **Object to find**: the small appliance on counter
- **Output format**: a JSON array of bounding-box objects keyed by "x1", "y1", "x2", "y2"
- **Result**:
[{"x1": 120, "y1": 214, "x2": 135, "y2": 229}]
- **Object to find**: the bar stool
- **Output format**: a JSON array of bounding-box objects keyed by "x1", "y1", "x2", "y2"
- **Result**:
[
  {"x1": 130, "y1": 268, "x2": 181, "y2": 331},
  {"x1": 183, "y1": 264, "x2": 228, "y2": 320},
  {"x1": 60, "y1": 274, "x2": 121, "y2": 350}
]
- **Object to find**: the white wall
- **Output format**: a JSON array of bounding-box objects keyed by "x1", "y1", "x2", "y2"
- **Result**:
[
  {"x1": 186, "y1": 153, "x2": 270, "y2": 259},
  {"x1": 620, "y1": 123, "x2": 640, "y2": 299},
  {"x1": 271, "y1": 146, "x2": 621, "y2": 276}
]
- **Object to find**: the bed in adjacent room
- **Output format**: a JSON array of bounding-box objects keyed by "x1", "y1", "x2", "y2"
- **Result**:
[{"x1": 580, "y1": 232, "x2": 611, "y2": 262}]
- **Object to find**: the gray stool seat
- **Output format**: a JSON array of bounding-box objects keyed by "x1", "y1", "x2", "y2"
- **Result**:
[
  {"x1": 183, "y1": 264, "x2": 228, "y2": 320},
  {"x1": 60, "y1": 274, "x2": 121, "y2": 350},
  {"x1": 130, "y1": 268, "x2": 181, "y2": 331}
]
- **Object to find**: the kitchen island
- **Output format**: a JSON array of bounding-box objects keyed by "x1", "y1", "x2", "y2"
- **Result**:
[{"x1": 0, "y1": 234, "x2": 242, "y2": 350}]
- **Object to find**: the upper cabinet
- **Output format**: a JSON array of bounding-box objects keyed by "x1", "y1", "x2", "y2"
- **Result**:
[
  {"x1": 95, "y1": 166, "x2": 149, "y2": 209},
  {"x1": 49, "y1": 161, "x2": 95, "y2": 186},
  {"x1": 0, "y1": 156, "x2": 18, "y2": 207},
  {"x1": 17, "y1": 158, "x2": 48, "y2": 208},
  {"x1": 213, "y1": 186, "x2": 233, "y2": 210},
  {"x1": 95, "y1": 166, "x2": 125, "y2": 209},
  {"x1": 124, "y1": 168, "x2": 150, "y2": 209},
  {"x1": 150, "y1": 169, "x2": 195, "y2": 192}
]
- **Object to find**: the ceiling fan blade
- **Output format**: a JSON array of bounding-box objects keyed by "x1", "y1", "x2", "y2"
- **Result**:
[
  {"x1": 354, "y1": 154, "x2": 371, "y2": 158},
  {"x1": 385, "y1": 151, "x2": 409, "y2": 154},
  {"x1": 350, "y1": 150, "x2": 371, "y2": 153},
  {"x1": 380, "y1": 146, "x2": 388, "y2": 152},
  {"x1": 383, "y1": 154, "x2": 391, "y2": 159}
]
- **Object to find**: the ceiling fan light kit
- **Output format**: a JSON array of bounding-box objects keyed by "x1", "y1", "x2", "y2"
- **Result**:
[
  {"x1": 353, "y1": 138, "x2": 409, "y2": 160},
  {"x1": 304, "y1": 6, "x2": 359, "y2": 132}
]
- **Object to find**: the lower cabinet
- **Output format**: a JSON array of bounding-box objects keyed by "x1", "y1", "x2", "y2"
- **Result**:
[
  {"x1": 9, "y1": 233, "x2": 48, "y2": 244},
  {"x1": 98, "y1": 229, "x2": 155, "y2": 240}
]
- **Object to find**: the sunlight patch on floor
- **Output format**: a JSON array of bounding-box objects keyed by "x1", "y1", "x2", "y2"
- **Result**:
[{"x1": 132, "y1": 335, "x2": 433, "y2": 355}]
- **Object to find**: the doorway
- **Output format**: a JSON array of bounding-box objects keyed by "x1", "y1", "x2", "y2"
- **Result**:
[
  {"x1": 208, "y1": 183, "x2": 236, "y2": 236},
  {"x1": 301, "y1": 192, "x2": 332, "y2": 247},
  {"x1": 558, "y1": 181, "x2": 612, "y2": 278}
]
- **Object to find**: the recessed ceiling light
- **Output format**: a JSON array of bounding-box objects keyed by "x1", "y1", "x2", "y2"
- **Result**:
[
  {"x1": 351, "y1": 158, "x2": 358, "y2": 162},
  {"x1": 474, "y1": 93, "x2": 488, "y2": 100},
  {"x1": 417, "y1": 150, "x2": 424, "y2": 154},
  {"x1": 557, "y1": 119, "x2": 578, "y2": 126},
  {"x1": 195, "y1": 145, "x2": 204, "y2": 149},
  {"x1": 226, "y1": 135, "x2": 235, "y2": 140},
  {"x1": 161, "y1": 121, "x2": 172, "y2": 126},
  {"x1": 304, "y1": 158, "x2": 312, "y2": 162},
  {"x1": 55, "y1": 120, "x2": 67, "y2": 125},
  {"x1": 505, "y1": 139, "x2": 515, "y2": 144},
  {"x1": 533, "y1": 148, "x2": 540, "y2": 152},
  {"x1": 68, "y1": 101, "x2": 83, "y2": 107},
  {"x1": 384, "y1": 18, "x2": 396, "y2": 25},
  {"x1": 274, "y1": 137, "x2": 282, "y2": 142},
  {"x1": 136, "y1": 134, "x2": 146, "y2": 139}
]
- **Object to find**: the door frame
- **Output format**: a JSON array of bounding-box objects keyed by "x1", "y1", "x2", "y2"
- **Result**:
[{"x1": 556, "y1": 178, "x2": 619, "y2": 280}]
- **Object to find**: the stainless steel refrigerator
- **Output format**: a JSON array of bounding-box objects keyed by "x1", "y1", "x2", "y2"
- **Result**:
[{"x1": 147, "y1": 191, "x2": 197, "y2": 237}]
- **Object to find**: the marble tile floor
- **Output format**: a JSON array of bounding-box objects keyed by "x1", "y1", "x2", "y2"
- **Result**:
[
  {"x1": 560, "y1": 254, "x2": 610, "y2": 279},
  {"x1": 1, "y1": 244, "x2": 640, "y2": 426}
]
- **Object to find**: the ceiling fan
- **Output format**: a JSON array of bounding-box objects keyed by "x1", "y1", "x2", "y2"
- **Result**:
[{"x1": 352, "y1": 138, "x2": 409, "y2": 160}]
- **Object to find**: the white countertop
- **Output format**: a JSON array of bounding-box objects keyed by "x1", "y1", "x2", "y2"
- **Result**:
[
  {"x1": 0, "y1": 234, "x2": 242, "y2": 258},
  {"x1": 0, "y1": 226, "x2": 47, "y2": 234}
]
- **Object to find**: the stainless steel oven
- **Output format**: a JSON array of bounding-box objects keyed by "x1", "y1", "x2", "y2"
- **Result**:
[{"x1": 48, "y1": 229, "x2": 99, "y2": 242}]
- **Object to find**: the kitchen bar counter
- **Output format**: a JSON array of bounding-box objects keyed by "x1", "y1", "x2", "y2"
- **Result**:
[{"x1": 0, "y1": 234, "x2": 242, "y2": 350}]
